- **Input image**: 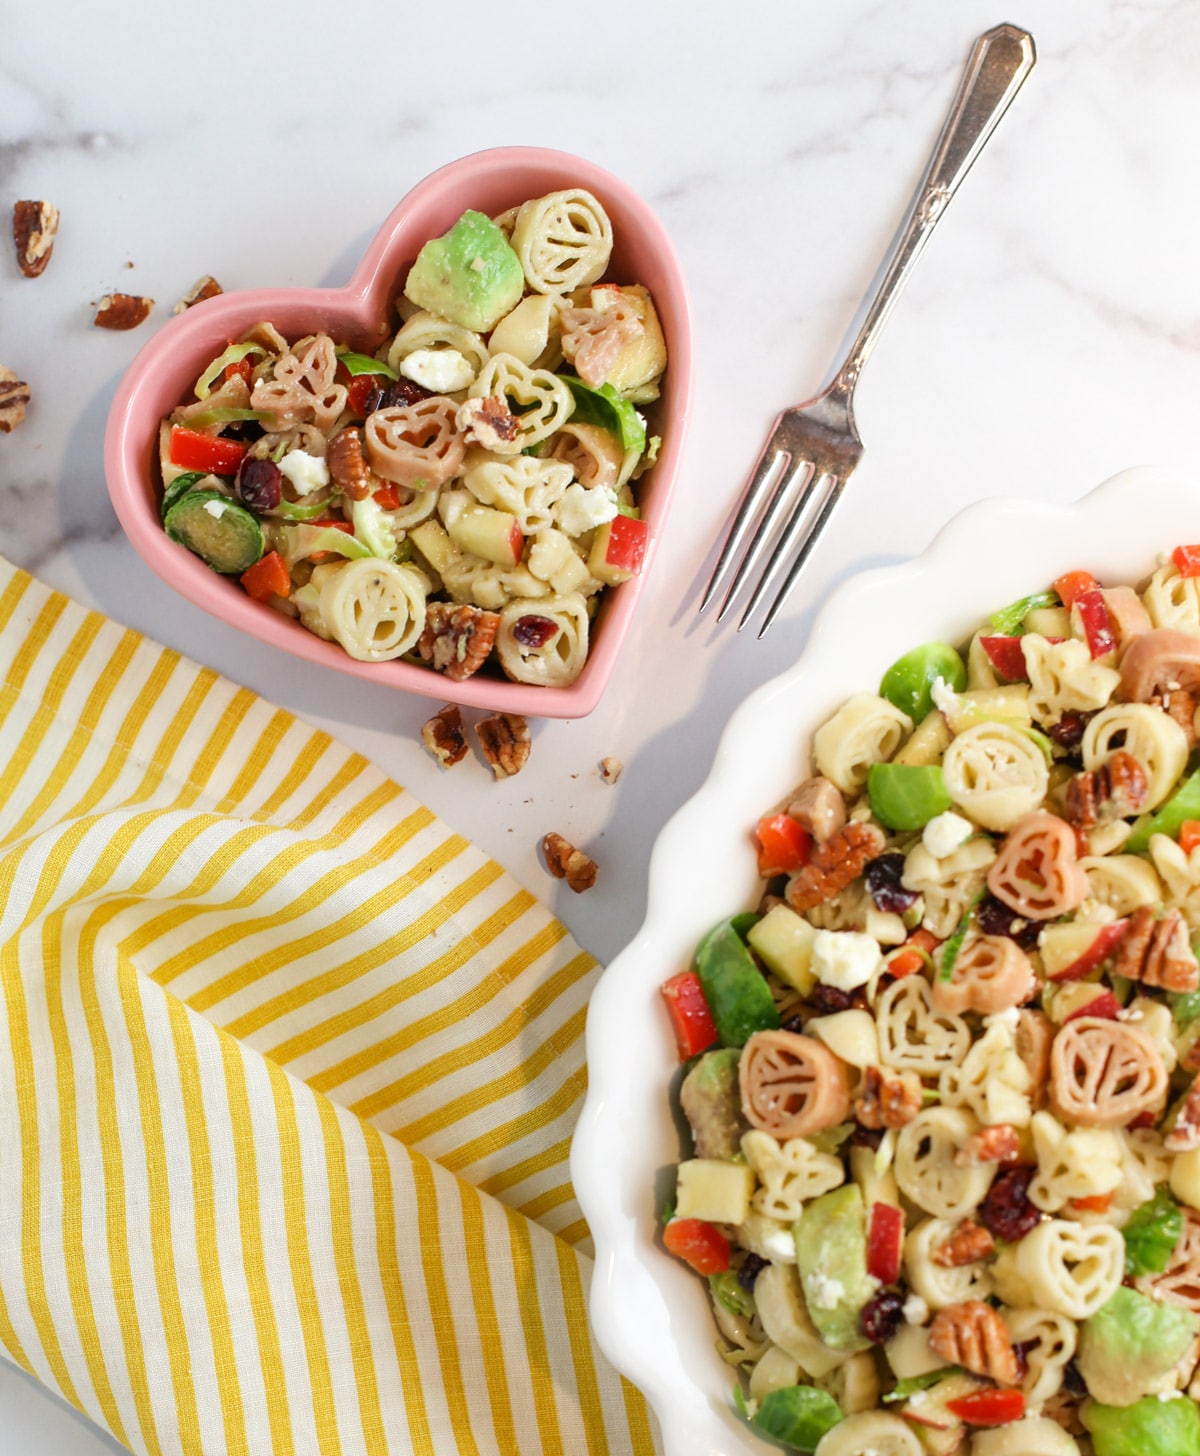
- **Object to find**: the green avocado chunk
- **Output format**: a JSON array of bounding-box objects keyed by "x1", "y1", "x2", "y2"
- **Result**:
[
  {"x1": 679, "y1": 1047, "x2": 745, "y2": 1160},
  {"x1": 694, "y1": 918, "x2": 780, "y2": 1049},
  {"x1": 879, "y1": 641, "x2": 965, "y2": 723},
  {"x1": 403, "y1": 210, "x2": 525, "y2": 332},
  {"x1": 867, "y1": 762, "x2": 953, "y2": 830},
  {"x1": 1077, "y1": 1286, "x2": 1199, "y2": 1408},
  {"x1": 1083, "y1": 1392, "x2": 1200, "y2": 1456},
  {"x1": 794, "y1": 1184, "x2": 873, "y2": 1352}
]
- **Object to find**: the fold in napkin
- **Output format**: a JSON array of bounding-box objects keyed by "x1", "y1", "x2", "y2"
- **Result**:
[{"x1": 0, "y1": 557, "x2": 659, "y2": 1456}]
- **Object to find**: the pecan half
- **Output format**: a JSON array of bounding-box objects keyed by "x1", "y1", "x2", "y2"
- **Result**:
[
  {"x1": 955, "y1": 1123, "x2": 1023, "y2": 1167},
  {"x1": 326, "y1": 425, "x2": 376, "y2": 500},
  {"x1": 1155, "y1": 688, "x2": 1200, "y2": 749},
  {"x1": 932, "y1": 1220, "x2": 996, "y2": 1268},
  {"x1": 1016, "y1": 1008, "x2": 1054, "y2": 1110},
  {"x1": 93, "y1": 293, "x2": 153, "y2": 330},
  {"x1": 173, "y1": 275, "x2": 223, "y2": 313},
  {"x1": 420, "y1": 704, "x2": 468, "y2": 768},
  {"x1": 12, "y1": 200, "x2": 58, "y2": 277},
  {"x1": 928, "y1": 1301, "x2": 1020, "y2": 1385},
  {"x1": 785, "y1": 776, "x2": 846, "y2": 845},
  {"x1": 456, "y1": 395, "x2": 519, "y2": 449},
  {"x1": 476, "y1": 712, "x2": 530, "y2": 779},
  {"x1": 418, "y1": 603, "x2": 500, "y2": 682},
  {"x1": 1165, "y1": 1075, "x2": 1200, "y2": 1152},
  {"x1": 784, "y1": 821, "x2": 885, "y2": 913},
  {"x1": 853, "y1": 1064, "x2": 921, "y2": 1130},
  {"x1": 0, "y1": 368, "x2": 30, "y2": 432},
  {"x1": 542, "y1": 832, "x2": 598, "y2": 893},
  {"x1": 1062, "y1": 750, "x2": 1148, "y2": 831},
  {"x1": 1112, "y1": 905, "x2": 1200, "y2": 993}
]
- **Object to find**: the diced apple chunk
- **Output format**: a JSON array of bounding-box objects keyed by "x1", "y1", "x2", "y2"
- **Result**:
[
  {"x1": 588, "y1": 514, "x2": 648, "y2": 585},
  {"x1": 446, "y1": 504, "x2": 523, "y2": 568},
  {"x1": 747, "y1": 905, "x2": 817, "y2": 995},
  {"x1": 1038, "y1": 919, "x2": 1127, "y2": 981},
  {"x1": 675, "y1": 1158, "x2": 755, "y2": 1225}
]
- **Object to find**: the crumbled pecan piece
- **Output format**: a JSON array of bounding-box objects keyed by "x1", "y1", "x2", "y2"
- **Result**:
[
  {"x1": 784, "y1": 821, "x2": 885, "y2": 913},
  {"x1": 1016, "y1": 1008, "x2": 1054, "y2": 1110},
  {"x1": 12, "y1": 200, "x2": 58, "y2": 278},
  {"x1": 853, "y1": 1065, "x2": 921, "y2": 1130},
  {"x1": 599, "y1": 756, "x2": 623, "y2": 785},
  {"x1": 955, "y1": 1123, "x2": 1023, "y2": 1167},
  {"x1": 456, "y1": 395, "x2": 519, "y2": 449},
  {"x1": 420, "y1": 704, "x2": 468, "y2": 768},
  {"x1": 542, "y1": 832, "x2": 598, "y2": 893},
  {"x1": 786, "y1": 776, "x2": 846, "y2": 845},
  {"x1": 928, "y1": 1301, "x2": 1020, "y2": 1385},
  {"x1": 476, "y1": 712, "x2": 530, "y2": 779},
  {"x1": 93, "y1": 292, "x2": 154, "y2": 330},
  {"x1": 932, "y1": 1220, "x2": 996, "y2": 1268},
  {"x1": 1155, "y1": 688, "x2": 1200, "y2": 749},
  {"x1": 326, "y1": 425, "x2": 376, "y2": 500},
  {"x1": 418, "y1": 603, "x2": 501, "y2": 683},
  {"x1": 1113, "y1": 904, "x2": 1200, "y2": 993},
  {"x1": 172, "y1": 275, "x2": 223, "y2": 313},
  {"x1": 1166, "y1": 1075, "x2": 1200, "y2": 1151},
  {"x1": 0, "y1": 368, "x2": 29, "y2": 432},
  {"x1": 1062, "y1": 749, "x2": 1148, "y2": 831}
]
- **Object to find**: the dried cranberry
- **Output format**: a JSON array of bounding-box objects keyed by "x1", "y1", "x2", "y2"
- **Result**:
[
  {"x1": 1062, "y1": 1359, "x2": 1087, "y2": 1397},
  {"x1": 1048, "y1": 712, "x2": 1087, "y2": 753},
  {"x1": 863, "y1": 852, "x2": 919, "y2": 914},
  {"x1": 363, "y1": 378, "x2": 432, "y2": 414},
  {"x1": 781, "y1": 1014, "x2": 806, "y2": 1034},
  {"x1": 512, "y1": 615, "x2": 557, "y2": 649},
  {"x1": 811, "y1": 983, "x2": 854, "y2": 1015},
  {"x1": 850, "y1": 1123, "x2": 885, "y2": 1150},
  {"x1": 736, "y1": 1254, "x2": 767, "y2": 1292},
  {"x1": 974, "y1": 895, "x2": 1040, "y2": 951},
  {"x1": 860, "y1": 1289, "x2": 904, "y2": 1344},
  {"x1": 219, "y1": 418, "x2": 265, "y2": 443},
  {"x1": 978, "y1": 1165, "x2": 1041, "y2": 1243},
  {"x1": 234, "y1": 457, "x2": 282, "y2": 512}
]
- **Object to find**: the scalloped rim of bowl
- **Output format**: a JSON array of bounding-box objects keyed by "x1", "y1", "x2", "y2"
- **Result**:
[
  {"x1": 103, "y1": 146, "x2": 693, "y2": 719},
  {"x1": 571, "y1": 464, "x2": 1200, "y2": 1455}
]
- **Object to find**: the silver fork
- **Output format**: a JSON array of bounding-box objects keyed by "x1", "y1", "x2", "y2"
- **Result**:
[{"x1": 700, "y1": 23, "x2": 1036, "y2": 637}]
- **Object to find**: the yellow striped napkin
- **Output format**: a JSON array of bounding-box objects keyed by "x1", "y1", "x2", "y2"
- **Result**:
[{"x1": 0, "y1": 556, "x2": 659, "y2": 1456}]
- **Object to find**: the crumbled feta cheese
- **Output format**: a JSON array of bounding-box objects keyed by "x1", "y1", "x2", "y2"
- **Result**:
[
  {"x1": 930, "y1": 675, "x2": 960, "y2": 716},
  {"x1": 983, "y1": 1006, "x2": 1022, "y2": 1034},
  {"x1": 1073, "y1": 896, "x2": 1119, "y2": 925},
  {"x1": 811, "y1": 929, "x2": 882, "y2": 992},
  {"x1": 278, "y1": 449, "x2": 330, "y2": 496},
  {"x1": 922, "y1": 810, "x2": 973, "y2": 860},
  {"x1": 469, "y1": 255, "x2": 486, "y2": 273},
  {"x1": 400, "y1": 347, "x2": 474, "y2": 394},
  {"x1": 902, "y1": 1293, "x2": 930, "y2": 1326},
  {"x1": 203, "y1": 499, "x2": 227, "y2": 518},
  {"x1": 556, "y1": 482, "x2": 618, "y2": 537},
  {"x1": 806, "y1": 1273, "x2": 844, "y2": 1310}
]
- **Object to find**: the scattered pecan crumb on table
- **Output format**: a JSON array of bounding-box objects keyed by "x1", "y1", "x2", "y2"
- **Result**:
[
  {"x1": 12, "y1": 200, "x2": 58, "y2": 278},
  {"x1": 420, "y1": 705, "x2": 468, "y2": 768},
  {"x1": 0, "y1": 369, "x2": 30, "y2": 432},
  {"x1": 476, "y1": 713, "x2": 530, "y2": 779},
  {"x1": 542, "y1": 833, "x2": 598, "y2": 893},
  {"x1": 173, "y1": 275, "x2": 223, "y2": 312},
  {"x1": 93, "y1": 293, "x2": 154, "y2": 330},
  {"x1": 599, "y1": 757, "x2": 623, "y2": 785}
]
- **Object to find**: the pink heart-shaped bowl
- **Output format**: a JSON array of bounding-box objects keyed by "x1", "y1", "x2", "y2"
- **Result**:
[{"x1": 104, "y1": 146, "x2": 693, "y2": 719}]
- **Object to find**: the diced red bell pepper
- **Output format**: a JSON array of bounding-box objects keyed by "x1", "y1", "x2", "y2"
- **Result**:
[
  {"x1": 754, "y1": 812, "x2": 812, "y2": 878},
  {"x1": 945, "y1": 1388, "x2": 1026, "y2": 1426},
  {"x1": 372, "y1": 484, "x2": 402, "y2": 511},
  {"x1": 1180, "y1": 820, "x2": 1200, "y2": 856},
  {"x1": 866, "y1": 1202, "x2": 903, "y2": 1285},
  {"x1": 223, "y1": 358, "x2": 255, "y2": 386},
  {"x1": 1053, "y1": 569, "x2": 1100, "y2": 609},
  {"x1": 240, "y1": 550, "x2": 290, "y2": 602},
  {"x1": 978, "y1": 635, "x2": 1030, "y2": 683},
  {"x1": 1073, "y1": 589, "x2": 1116, "y2": 660},
  {"x1": 660, "y1": 971, "x2": 719, "y2": 1061},
  {"x1": 662, "y1": 1217, "x2": 731, "y2": 1275},
  {"x1": 1069, "y1": 1191, "x2": 1114, "y2": 1213},
  {"x1": 886, "y1": 928, "x2": 940, "y2": 979},
  {"x1": 168, "y1": 425, "x2": 248, "y2": 476},
  {"x1": 1172, "y1": 545, "x2": 1200, "y2": 578},
  {"x1": 347, "y1": 372, "x2": 387, "y2": 416}
]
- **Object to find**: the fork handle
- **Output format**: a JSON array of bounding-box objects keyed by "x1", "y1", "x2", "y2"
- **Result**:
[{"x1": 833, "y1": 23, "x2": 1036, "y2": 393}]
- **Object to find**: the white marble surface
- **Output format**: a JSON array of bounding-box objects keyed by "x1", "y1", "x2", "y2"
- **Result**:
[{"x1": 3, "y1": 0, "x2": 1200, "y2": 1449}]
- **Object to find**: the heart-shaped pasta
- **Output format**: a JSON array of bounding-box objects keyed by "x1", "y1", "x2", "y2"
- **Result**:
[
  {"x1": 1082, "y1": 702, "x2": 1188, "y2": 810},
  {"x1": 318, "y1": 559, "x2": 429, "y2": 662},
  {"x1": 1079, "y1": 852, "x2": 1163, "y2": 915},
  {"x1": 1144, "y1": 558, "x2": 1200, "y2": 634},
  {"x1": 811, "y1": 1409, "x2": 923, "y2": 1456},
  {"x1": 1137, "y1": 1207, "x2": 1200, "y2": 1312},
  {"x1": 905, "y1": 1217, "x2": 995, "y2": 1310},
  {"x1": 902, "y1": 837, "x2": 996, "y2": 939},
  {"x1": 511, "y1": 188, "x2": 614, "y2": 294},
  {"x1": 364, "y1": 397, "x2": 465, "y2": 489},
  {"x1": 1002, "y1": 1306, "x2": 1077, "y2": 1407},
  {"x1": 812, "y1": 693, "x2": 912, "y2": 796},
  {"x1": 941, "y1": 720, "x2": 1049, "y2": 831},
  {"x1": 894, "y1": 1107, "x2": 994, "y2": 1219},
  {"x1": 462, "y1": 454, "x2": 574, "y2": 533},
  {"x1": 251, "y1": 333, "x2": 347, "y2": 433},
  {"x1": 931, "y1": 932, "x2": 1034, "y2": 1016},
  {"x1": 738, "y1": 1030, "x2": 851, "y2": 1139},
  {"x1": 1026, "y1": 1110, "x2": 1123, "y2": 1211},
  {"x1": 385, "y1": 310, "x2": 489, "y2": 382},
  {"x1": 1009, "y1": 1219, "x2": 1124, "y2": 1319},
  {"x1": 467, "y1": 353, "x2": 573, "y2": 454},
  {"x1": 495, "y1": 594, "x2": 589, "y2": 687},
  {"x1": 1049, "y1": 1016, "x2": 1168, "y2": 1129},
  {"x1": 938, "y1": 1022, "x2": 1033, "y2": 1128},
  {"x1": 559, "y1": 298, "x2": 642, "y2": 388},
  {"x1": 1022, "y1": 633, "x2": 1120, "y2": 725},
  {"x1": 876, "y1": 975, "x2": 971, "y2": 1077},
  {"x1": 987, "y1": 811, "x2": 1089, "y2": 919},
  {"x1": 740, "y1": 1129, "x2": 845, "y2": 1222}
]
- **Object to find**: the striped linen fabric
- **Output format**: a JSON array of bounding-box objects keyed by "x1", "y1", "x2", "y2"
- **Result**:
[{"x1": 0, "y1": 557, "x2": 660, "y2": 1456}]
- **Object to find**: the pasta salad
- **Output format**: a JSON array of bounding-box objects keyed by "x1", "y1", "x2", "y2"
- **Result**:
[
  {"x1": 660, "y1": 556, "x2": 1200, "y2": 1456},
  {"x1": 155, "y1": 188, "x2": 665, "y2": 687}
]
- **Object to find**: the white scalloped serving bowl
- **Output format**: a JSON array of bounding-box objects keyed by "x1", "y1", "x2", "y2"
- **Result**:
[{"x1": 570, "y1": 465, "x2": 1200, "y2": 1456}]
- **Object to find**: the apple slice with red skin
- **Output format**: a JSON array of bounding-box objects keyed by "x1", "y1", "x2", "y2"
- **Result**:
[
  {"x1": 588, "y1": 514, "x2": 648, "y2": 586},
  {"x1": 446, "y1": 505, "x2": 523, "y2": 568},
  {"x1": 865, "y1": 1201, "x2": 903, "y2": 1286},
  {"x1": 1055, "y1": 981, "x2": 1121, "y2": 1023},
  {"x1": 979, "y1": 633, "x2": 1065, "y2": 683},
  {"x1": 1039, "y1": 919, "x2": 1128, "y2": 982}
]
